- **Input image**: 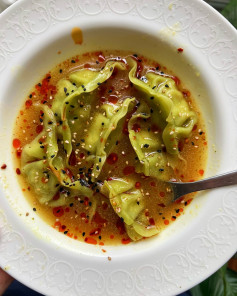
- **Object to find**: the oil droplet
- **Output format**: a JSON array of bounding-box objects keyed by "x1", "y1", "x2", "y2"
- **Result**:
[{"x1": 71, "y1": 27, "x2": 83, "y2": 45}]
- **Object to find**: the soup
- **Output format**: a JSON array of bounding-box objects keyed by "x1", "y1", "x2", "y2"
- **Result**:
[{"x1": 12, "y1": 50, "x2": 207, "y2": 246}]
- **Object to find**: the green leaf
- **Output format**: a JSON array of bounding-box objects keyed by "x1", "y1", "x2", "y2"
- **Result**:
[
  {"x1": 222, "y1": 0, "x2": 237, "y2": 29},
  {"x1": 190, "y1": 264, "x2": 237, "y2": 296},
  {"x1": 225, "y1": 268, "x2": 237, "y2": 296}
]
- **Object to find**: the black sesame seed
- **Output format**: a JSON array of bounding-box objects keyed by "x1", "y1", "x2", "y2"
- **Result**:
[
  {"x1": 59, "y1": 69, "x2": 62, "y2": 73},
  {"x1": 33, "y1": 208, "x2": 36, "y2": 211},
  {"x1": 159, "y1": 168, "x2": 164, "y2": 172},
  {"x1": 71, "y1": 60, "x2": 76, "y2": 63},
  {"x1": 82, "y1": 232, "x2": 85, "y2": 236},
  {"x1": 143, "y1": 144, "x2": 149, "y2": 148},
  {"x1": 165, "y1": 84, "x2": 169, "y2": 88}
]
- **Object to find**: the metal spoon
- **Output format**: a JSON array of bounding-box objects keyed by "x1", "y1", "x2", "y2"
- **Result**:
[{"x1": 168, "y1": 170, "x2": 237, "y2": 201}]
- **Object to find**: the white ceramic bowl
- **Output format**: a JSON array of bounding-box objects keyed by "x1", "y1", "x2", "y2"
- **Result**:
[{"x1": 0, "y1": 1, "x2": 237, "y2": 295}]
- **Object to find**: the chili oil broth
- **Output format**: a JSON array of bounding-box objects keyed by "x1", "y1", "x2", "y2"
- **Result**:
[{"x1": 12, "y1": 50, "x2": 208, "y2": 246}]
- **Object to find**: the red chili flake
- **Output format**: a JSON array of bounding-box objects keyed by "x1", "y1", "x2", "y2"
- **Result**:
[
  {"x1": 84, "y1": 199, "x2": 89, "y2": 206},
  {"x1": 116, "y1": 218, "x2": 126, "y2": 235},
  {"x1": 41, "y1": 177, "x2": 48, "y2": 183},
  {"x1": 36, "y1": 125, "x2": 43, "y2": 134},
  {"x1": 84, "y1": 63, "x2": 91, "y2": 68},
  {"x1": 100, "y1": 138, "x2": 104, "y2": 143},
  {"x1": 150, "y1": 181, "x2": 156, "y2": 187},
  {"x1": 53, "y1": 192, "x2": 60, "y2": 201},
  {"x1": 135, "y1": 182, "x2": 141, "y2": 189},
  {"x1": 80, "y1": 212, "x2": 87, "y2": 218},
  {"x1": 192, "y1": 124, "x2": 197, "y2": 131},
  {"x1": 121, "y1": 238, "x2": 131, "y2": 244},
  {"x1": 164, "y1": 219, "x2": 169, "y2": 225},
  {"x1": 149, "y1": 218, "x2": 155, "y2": 225},
  {"x1": 199, "y1": 169, "x2": 204, "y2": 176},
  {"x1": 80, "y1": 153, "x2": 85, "y2": 159},
  {"x1": 59, "y1": 225, "x2": 66, "y2": 232},
  {"x1": 65, "y1": 207, "x2": 70, "y2": 213},
  {"x1": 123, "y1": 166, "x2": 135, "y2": 176},
  {"x1": 110, "y1": 234, "x2": 114, "y2": 239},
  {"x1": 74, "y1": 236, "x2": 78, "y2": 240},
  {"x1": 89, "y1": 228, "x2": 101, "y2": 236},
  {"x1": 54, "y1": 221, "x2": 61, "y2": 228},
  {"x1": 99, "y1": 242, "x2": 104, "y2": 246},
  {"x1": 100, "y1": 96, "x2": 106, "y2": 104},
  {"x1": 102, "y1": 249, "x2": 106, "y2": 252},
  {"x1": 182, "y1": 90, "x2": 191, "y2": 97},
  {"x1": 145, "y1": 211, "x2": 150, "y2": 217},
  {"x1": 108, "y1": 95, "x2": 119, "y2": 104},
  {"x1": 132, "y1": 123, "x2": 141, "y2": 132},
  {"x1": 13, "y1": 138, "x2": 21, "y2": 149},
  {"x1": 172, "y1": 76, "x2": 180, "y2": 86},
  {"x1": 69, "y1": 150, "x2": 77, "y2": 166},
  {"x1": 179, "y1": 208, "x2": 184, "y2": 212},
  {"x1": 25, "y1": 100, "x2": 32, "y2": 108},
  {"x1": 53, "y1": 207, "x2": 64, "y2": 217},
  {"x1": 151, "y1": 124, "x2": 161, "y2": 133},
  {"x1": 175, "y1": 197, "x2": 184, "y2": 204},
  {"x1": 85, "y1": 237, "x2": 97, "y2": 245},
  {"x1": 186, "y1": 198, "x2": 193, "y2": 206},
  {"x1": 102, "y1": 202, "x2": 108, "y2": 210},
  {"x1": 1, "y1": 164, "x2": 7, "y2": 170},
  {"x1": 178, "y1": 140, "x2": 184, "y2": 152},
  {"x1": 122, "y1": 121, "x2": 129, "y2": 135},
  {"x1": 158, "y1": 203, "x2": 166, "y2": 208},
  {"x1": 98, "y1": 54, "x2": 105, "y2": 63},
  {"x1": 106, "y1": 153, "x2": 118, "y2": 165},
  {"x1": 171, "y1": 216, "x2": 176, "y2": 221},
  {"x1": 93, "y1": 212, "x2": 107, "y2": 225},
  {"x1": 177, "y1": 48, "x2": 183, "y2": 53},
  {"x1": 159, "y1": 192, "x2": 165, "y2": 198},
  {"x1": 65, "y1": 168, "x2": 74, "y2": 182},
  {"x1": 16, "y1": 168, "x2": 21, "y2": 175}
]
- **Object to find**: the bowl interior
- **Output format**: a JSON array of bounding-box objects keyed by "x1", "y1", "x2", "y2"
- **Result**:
[{"x1": 0, "y1": 21, "x2": 229, "y2": 257}]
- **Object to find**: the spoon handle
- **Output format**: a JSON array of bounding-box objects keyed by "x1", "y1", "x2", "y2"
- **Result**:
[{"x1": 170, "y1": 170, "x2": 237, "y2": 200}]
